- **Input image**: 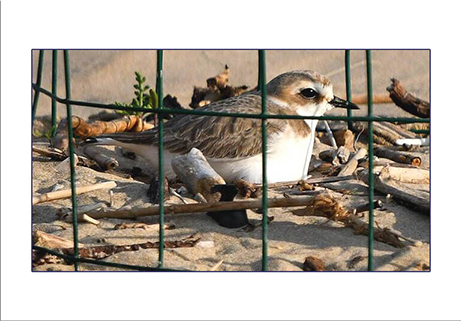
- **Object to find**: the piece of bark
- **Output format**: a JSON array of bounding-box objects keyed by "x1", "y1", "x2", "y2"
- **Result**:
[
  {"x1": 33, "y1": 230, "x2": 83, "y2": 249},
  {"x1": 337, "y1": 148, "x2": 367, "y2": 176},
  {"x1": 147, "y1": 176, "x2": 171, "y2": 204},
  {"x1": 358, "y1": 169, "x2": 429, "y2": 213},
  {"x1": 333, "y1": 129, "x2": 355, "y2": 151},
  {"x1": 373, "y1": 147, "x2": 421, "y2": 167},
  {"x1": 387, "y1": 78, "x2": 430, "y2": 118},
  {"x1": 303, "y1": 256, "x2": 325, "y2": 271},
  {"x1": 336, "y1": 146, "x2": 350, "y2": 164},
  {"x1": 33, "y1": 181, "x2": 117, "y2": 205},
  {"x1": 83, "y1": 146, "x2": 119, "y2": 170},
  {"x1": 171, "y1": 148, "x2": 226, "y2": 202},
  {"x1": 80, "y1": 195, "x2": 318, "y2": 222}
]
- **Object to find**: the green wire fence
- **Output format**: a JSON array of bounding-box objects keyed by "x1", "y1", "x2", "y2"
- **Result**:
[{"x1": 32, "y1": 49, "x2": 430, "y2": 272}]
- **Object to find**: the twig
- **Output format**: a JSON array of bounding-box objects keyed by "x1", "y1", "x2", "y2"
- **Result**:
[
  {"x1": 33, "y1": 181, "x2": 117, "y2": 205},
  {"x1": 210, "y1": 259, "x2": 224, "y2": 271},
  {"x1": 80, "y1": 195, "x2": 318, "y2": 222}
]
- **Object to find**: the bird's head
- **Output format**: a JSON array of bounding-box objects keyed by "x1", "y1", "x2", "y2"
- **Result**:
[{"x1": 266, "y1": 70, "x2": 359, "y2": 117}]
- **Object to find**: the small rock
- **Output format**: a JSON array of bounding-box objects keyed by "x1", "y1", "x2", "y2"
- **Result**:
[
  {"x1": 303, "y1": 256, "x2": 325, "y2": 271},
  {"x1": 197, "y1": 240, "x2": 215, "y2": 248}
]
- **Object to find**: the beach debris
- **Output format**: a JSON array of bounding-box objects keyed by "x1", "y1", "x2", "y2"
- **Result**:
[
  {"x1": 358, "y1": 166, "x2": 429, "y2": 213},
  {"x1": 33, "y1": 181, "x2": 117, "y2": 205},
  {"x1": 347, "y1": 256, "x2": 367, "y2": 269},
  {"x1": 337, "y1": 147, "x2": 367, "y2": 176},
  {"x1": 334, "y1": 129, "x2": 355, "y2": 151},
  {"x1": 303, "y1": 256, "x2": 325, "y2": 271},
  {"x1": 387, "y1": 78, "x2": 430, "y2": 118},
  {"x1": 83, "y1": 146, "x2": 119, "y2": 170},
  {"x1": 147, "y1": 176, "x2": 171, "y2": 204},
  {"x1": 190, "y1": 65, "x2": 252, "y2": 108},
  {"x1": 210, "y1": 259, "x2": 224, "y2": 271},
  {"x1": 373, "y1": 147, "x2": 421, "y2": 166},
  {"x1": 234, "y1": 178, "x2": 262, "y2": 198},
  {"x1": 291, "y1": 194, "x2": 405, "y2": 248},
  {"x1": 33, "y1": 230, "x2": 83, "y2": 249},
  {"x1": 171, "y1": 148, "x2": 226, "y2": 202},
  {"x1": 114, "y1": 222, "x2": 176, "y2": 230}
]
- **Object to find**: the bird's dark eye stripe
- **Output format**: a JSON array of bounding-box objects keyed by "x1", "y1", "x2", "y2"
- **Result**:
[{"x1": 300, "y1": 88, "x2": 317, "y2": 98}]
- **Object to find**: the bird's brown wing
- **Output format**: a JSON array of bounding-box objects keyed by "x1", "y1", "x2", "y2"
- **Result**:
[{"x1": 98, "y1": 93, "x2": 310, "y2": 159}]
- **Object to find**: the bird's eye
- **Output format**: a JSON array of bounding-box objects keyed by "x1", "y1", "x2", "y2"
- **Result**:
[{"x1": 300, "y1": 88, "x2": 317, "y2": 98}]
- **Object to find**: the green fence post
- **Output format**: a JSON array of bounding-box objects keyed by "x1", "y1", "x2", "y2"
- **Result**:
[
  {"x1": 32, "y1": 50, "x2": 44, "y2": 122},
  {"x1": 366, "y1": 50, "x2": 374, "y2": 271},
  {"x1": 258, "y1": 50, "x2": 268, "y2": 271},
  {"x1": 63, "y1": 50, "x2": 80, "y2": 271},
  {"x1": 51, "y1": 50, "x2": 58, "y2": 136},
  {"x1": 345, "y1": 50, "x2": 353, "y2": 131},
  {"x1": 156, "y1": 50, "x2": 165, "y2": 268}
]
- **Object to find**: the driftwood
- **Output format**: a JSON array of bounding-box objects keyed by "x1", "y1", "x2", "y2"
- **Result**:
[
  {"x1": 372, "y1": 164, "x2": 429, "y2": 184},
  {"x1": 33, "y1": 230, "x2": 83, "y2": 249},
  {"x1": 83, "y1": 146, "x2": 119, "y2": 170},
  {"x1": 291, "y1": 194, "x2": 405, "y2": 248},
  {"x1": 373, "y1": 147, "x2": 421, "y2": 166},
  {"x1": 171, "y1": 148, "x2": 225, "y2": 202},
  {"x1": 79, "y1": 195, "x2": 319, "y2": 222},
  {"x1": 387, "y1": 78, "x2": 430, "y2": 118},
  {"x1": 333, "y1": 129, "x2": 355, "y2": 151},
  {"x1": 338, "y1": 148, "x2": 367, "y2": 176},
  {"x1": 51, "y1": 115, "x2": 154, "y2": 150},
  {"x1": 355, "y1": 121, "x2": 417, "y2": 146},
  {"x1": 190, "y1": 65, "x2": 251, "y2": 108},
  {"x1": 264, "y1": 175, "x2": 356, "y2": 189},
  {"x1": 358, "y1": 169, "x2": 429, "y2": 213},
  {"x1": 32, "y1": 146, "x2": 68, "y2": 160},
  {"x1": 349, "y1": 93, "x2": 392, "y2": 105},
  {"x1": 33, "y1": 181, "x2": 117, "y2": 205}
]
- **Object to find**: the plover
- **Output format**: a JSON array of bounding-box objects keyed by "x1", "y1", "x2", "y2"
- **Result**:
[{"x1": 86, "y1": 70, "x2": 358, "y2": 183}]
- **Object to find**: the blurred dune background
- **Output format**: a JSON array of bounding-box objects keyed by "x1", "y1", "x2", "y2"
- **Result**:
[{"x1": 32, "y1": 49, "x2": 429, "y2": 119}]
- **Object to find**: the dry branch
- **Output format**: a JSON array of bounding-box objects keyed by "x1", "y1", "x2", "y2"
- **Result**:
[
  {"x1": 373, "y1": 147, "x2": 421, "y2": 166},
  {"x1": 387, "y1": 78, "x2": 430, "y2": 118},
  {"x1": 33, "y1": 230, "x2": 83, "y2": 249},
  {"x1": 338, "y1": 148, "x2": 367, "y2": 176},
  {"x1": 33, "y1": 181, "x2": 117, "y2": 205},
  {"x1": 79, "y1": 195, "x2": 318, "y2": 222},
  {"x1": 83, "y1": 146, "x2": 119, "y2": 170},
  {"x1": 32, "y1": 146, "x2": 67, "y2": 160},
  {"x1": 358, "y1": 169, "x2": 429, "y2": 212},
  {"x1": 171, "y1": 148, "x2": 225, "y2": 202}
]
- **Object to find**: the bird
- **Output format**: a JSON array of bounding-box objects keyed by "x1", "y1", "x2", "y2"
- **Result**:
[{"x1": 85, "y1": 70, "x2": 358, "y2": 184}]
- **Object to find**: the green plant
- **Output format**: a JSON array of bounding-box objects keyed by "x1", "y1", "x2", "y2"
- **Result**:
[{"x1": 115, "y1": 71, "x2": 158, "y2": 116}]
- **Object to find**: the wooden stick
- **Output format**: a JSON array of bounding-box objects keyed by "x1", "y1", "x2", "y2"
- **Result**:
[
  {"x1": 350, "y1": 93, "x2": 392, "y2": 105},
  {"x1": 33, "y1": 230, "x2": 83, "y2": 249},
  {"x1": 337, "y1": 148, "x2": 367, "y2": 176},
  {"x1": 386, "y1": 78, "x2": 430, "y2": 118},
  {"x1": 81, "y1": 195, "x2": 317, "y2": 222},
  {"x1": 171, "y1": 148, "x2": 225, "y2": 202},
  {"x1": 358, "y1": 170, "x2": 429, "y2": 213},
  {"x1": 33, "y1": 181, "x2": 117, "y2": 205},
  {"x1": 210, "y1": 259, "x2": 224, "y2": 271},
  {"x1": 32, "y1": 146, "x2": 67, "y2": 160},
  {"x1": 373, "y1": 147, "x2": 421, "y2": 166},
  {"x1": 265, "y1": 175, "x2": 356, "y2": 189},
  {"x1": 83, "y1": 146, "x2": 119, "y2": 170}
]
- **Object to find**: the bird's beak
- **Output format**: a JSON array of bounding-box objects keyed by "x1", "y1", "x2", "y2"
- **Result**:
[{"x1": 329, "y1": 96, "x2": 360, "y2": 110}]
